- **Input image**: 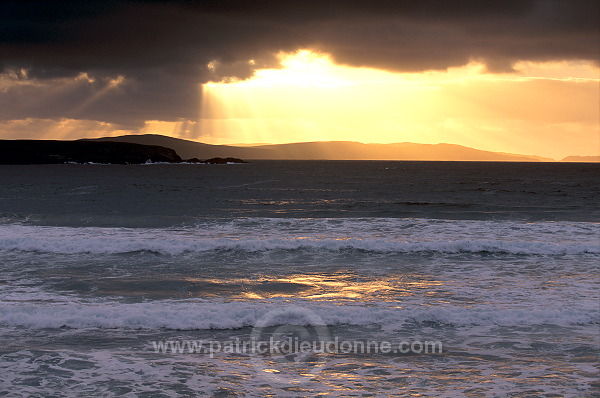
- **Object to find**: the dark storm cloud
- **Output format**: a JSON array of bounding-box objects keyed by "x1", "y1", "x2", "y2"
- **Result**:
[{"x1": 0, "y1": 0, "x2": 598, "y2": 127}]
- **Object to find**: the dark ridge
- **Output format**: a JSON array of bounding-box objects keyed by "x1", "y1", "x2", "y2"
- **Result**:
[{"x1": 0, "y1": 140, "x2": 182, "y2": 164}]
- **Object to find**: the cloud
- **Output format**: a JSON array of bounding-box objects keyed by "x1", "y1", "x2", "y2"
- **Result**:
[{"x1": 0, "y1": 0, "x2": 598, "y2": 125}]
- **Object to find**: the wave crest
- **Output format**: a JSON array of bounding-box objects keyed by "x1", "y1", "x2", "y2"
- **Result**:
[{"x1": 1, "y1": 301, "x2": 597, "y2": 330}]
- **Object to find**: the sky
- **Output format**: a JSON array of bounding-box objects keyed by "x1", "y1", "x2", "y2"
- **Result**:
[{"x1": 0, "y1": 0, "x2": 598, "y2": 159}]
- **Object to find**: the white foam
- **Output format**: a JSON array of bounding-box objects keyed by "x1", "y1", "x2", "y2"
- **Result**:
[
  {"x1": 0, "y1": 219, "x2": 598, "y2": 255},
  {"x1": 0, "y1": 299, "x2": 597, "y2": 330}
]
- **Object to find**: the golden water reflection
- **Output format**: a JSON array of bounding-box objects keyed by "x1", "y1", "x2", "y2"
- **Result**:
[
  {"x1": 45, "y1": 269, "x2": 446, "y2": 301},
  {"x1": 184, "y1": 271, "x2": 446, "y2": 302}
]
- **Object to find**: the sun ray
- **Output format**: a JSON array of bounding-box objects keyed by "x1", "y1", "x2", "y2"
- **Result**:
[{"x1": 198, "y1": 50, "x2": 599, "y2": 159}]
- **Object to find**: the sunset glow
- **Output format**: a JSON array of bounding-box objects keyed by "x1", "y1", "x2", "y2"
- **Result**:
[
  {"x1": 200, "y1": 50, "x2": 599, "y2": 159},
  {"x1": 2, "y1": 3, "x2": 600, "y2": 396}
]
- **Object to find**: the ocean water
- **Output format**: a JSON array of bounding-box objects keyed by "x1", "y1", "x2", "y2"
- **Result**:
[{"x1": 0, "y1": 161, "x2": 598, "y2": 397}]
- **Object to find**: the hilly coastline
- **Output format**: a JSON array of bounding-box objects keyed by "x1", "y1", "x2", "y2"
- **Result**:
[
  {"x1": 0, "y1": 140, "x2": 182, "y2": 164},
  {"x1": 2, "y1": 134, "x2": 593, "y2": 164},
  {"x1": 87, "y1": 134, "x2": 556, "y2": 162},
  {"x1": 0, "y1": 139, "x2": 250, "y2": 165}
]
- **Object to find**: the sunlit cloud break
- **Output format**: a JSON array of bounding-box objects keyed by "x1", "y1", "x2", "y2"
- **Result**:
[{"x1": 200, "y1": 51, "x2": 599, "y2": 159}]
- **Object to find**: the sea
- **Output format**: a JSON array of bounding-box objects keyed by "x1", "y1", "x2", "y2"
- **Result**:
[{"x1": 0, "y1": 160, "x2": 598, "y2": 397}]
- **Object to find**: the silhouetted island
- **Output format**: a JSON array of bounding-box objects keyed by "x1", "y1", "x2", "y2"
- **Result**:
[
  {"x1": 196, "y1": 157, "x2": 248, "y2": 164},
  {"x1": 0, "y1": 140, "x2": 182, "y2": 164}
]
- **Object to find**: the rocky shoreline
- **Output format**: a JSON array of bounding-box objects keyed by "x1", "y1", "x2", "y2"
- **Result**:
[{"x1": 0, "y1": 140, "x2": 247, "y2": 165}]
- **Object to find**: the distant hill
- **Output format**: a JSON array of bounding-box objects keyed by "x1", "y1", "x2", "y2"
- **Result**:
[
  {"x1": 84, "y1": 134, "x2": 275, "y2": 159},
  {"x1": 86, "y1": 134, "x2": 555, "y2": 162},
  {"x1": 496, "y1": 152, "x2": 555, "y2": 162},
  {"x1": 561, "y1": 156, "x2": 600, "y2": 162},
  {"x1": 0, "y1": 140, "x2": 181, "y2": 164},
  {"x1": 250, "y1": 141, "x2": 555, "y2": 161}
]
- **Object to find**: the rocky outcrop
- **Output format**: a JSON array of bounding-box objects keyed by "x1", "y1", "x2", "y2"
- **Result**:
[
  {"x1": 203, "y1": 157, "x2": 248, "y2": 164},
  {"x1": 0, "y1": 140, "x2": 182, "y2": 164}
]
